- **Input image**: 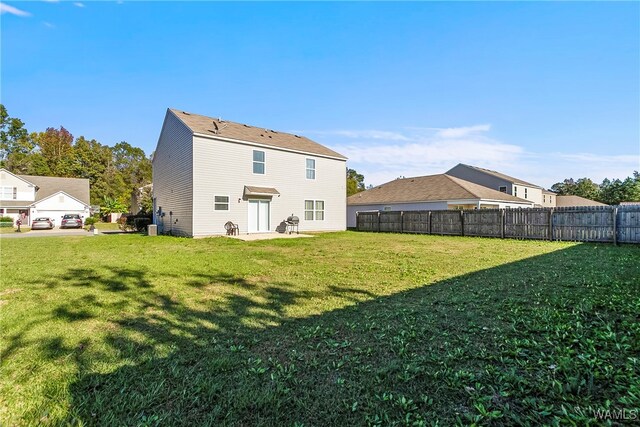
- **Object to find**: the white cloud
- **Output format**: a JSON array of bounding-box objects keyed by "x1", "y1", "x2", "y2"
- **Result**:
[
  {"x1": 73, "y1": 2, "x2": 85, "y2": 7},
  {"x1": 434, "y1": 124, "x2": 492, "y2": 138},
  {"x1": 315, "y1": 124, "x2": 639, "y2": 189},
  {"x1": 43, "y1": 21, "x2": 55, "y2": 28},
  {"x1": 0, "y1": 2, "x2": 32, "y2": 16}
]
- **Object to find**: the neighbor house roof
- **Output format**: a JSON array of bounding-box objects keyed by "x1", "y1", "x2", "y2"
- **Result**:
[
  {"x1": 347, "y1": 174, "x2": 532, "y2": 205},
  {"x1": 19, "y1": 174, "x2": 90, "y2": 205},
  {"x1": 169, "y1": 109, "x2": 347, "y2": 160},
  {"x1": 555, "y1": 195, "x2": 607, "y2": 207},
  {"x1": 451, "y1": 164, "x2": 543, "y2": 189}
]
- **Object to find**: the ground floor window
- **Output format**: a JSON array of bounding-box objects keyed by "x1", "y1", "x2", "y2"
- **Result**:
[
  {"x1": 214, "y1": 195, "x2": 229, "y2": 211},
  {"x1": 305, "y1": 200, "x2": 324, "y2": 220}
]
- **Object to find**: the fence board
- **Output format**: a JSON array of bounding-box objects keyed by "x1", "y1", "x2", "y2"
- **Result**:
[
  {"x1": 402, "y1": 211, "x2": 431, "y2": 234},
  {"x1": 463, "y1": 209, "x2": 502, "y2": 237},
  {"x1": 379, "y1": 211, "x2": 403, "y2": 233},
  {"x1": 617, "y1": 206, "x2": 640, "y2": 243},
  {"x1": 356, "y1": 212, "x2": 379, "y2": 232},
  {"x1": 431, "y1": 210, "x2": 462, "y2": 235},
  {"x1": 355, "y1": 205, "x2": 639, "y2": 244},
  {"x1": 552, "y1": 206, "x2": 614, "y2": 242},
  {"x1": 505, "y1": 208, "x2": 550, "y2": 240}
]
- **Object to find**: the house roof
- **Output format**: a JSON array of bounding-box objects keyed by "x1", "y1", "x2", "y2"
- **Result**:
[
  {"x1": 19, "y1": 174, "x2": 90, "y2": 205},
  {"x1": 347, "y1": 174, "x2": 532, "y2": 206},
  {"x1": 555, "y1": 195, "x2": 607, "y2": 207},
  {"x1": 619, "y1": 201, "x2": 640, "y2": 206},
  {"x1": 169, "y1": 109, "x2": 347, "y2": 160},
  {"x1": 451, "y1": 164, "x2": 543, "y2": 189}
]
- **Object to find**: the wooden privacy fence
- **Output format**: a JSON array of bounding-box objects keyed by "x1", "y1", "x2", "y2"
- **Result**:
[{"x1": 355, "y1": 205, "x2": 640, "y2": 244}]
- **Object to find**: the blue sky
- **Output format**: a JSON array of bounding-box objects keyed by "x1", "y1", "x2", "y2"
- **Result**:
[{"x1": 2, "y1": 1, "x2": 639, "y2": 188}]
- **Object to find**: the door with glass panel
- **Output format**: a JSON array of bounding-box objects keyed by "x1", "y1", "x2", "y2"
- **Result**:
[{"x1": 248, "y1": 200, "x2": 270, "y2": 232}]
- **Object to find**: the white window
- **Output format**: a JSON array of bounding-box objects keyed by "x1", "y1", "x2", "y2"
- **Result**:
[
  {"x1": 306, "y1": 158, "x2": 316, "y2": 180},
  {"x1": 304, "y1": 200, "x2": 325, "y2": 220},
  {"x1": 214, "y1": 195, "x2": 229, "y2": 211},
  {"x1": 524, "y1": 188, "x2": 528, "y2": 199},
  {"x1": 543, "y1": 195, "x2": 546, "y2": 203},
  {"x1": 253, "y1": 150, "x2": 265, "y2": 174},
  {"x1": 513, "y1": 186, "x2": 518, "y2": 197},
  {"x1": 499, "y1": 186, "x2": 507, "y2": 193},
  {"x1": 1, "y1": 187, "x2": 16, "y2": 200}
]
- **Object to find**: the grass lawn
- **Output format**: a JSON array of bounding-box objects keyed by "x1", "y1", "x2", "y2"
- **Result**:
[{"x1": 1, "y1": 232, "x2": 638, "y2": 426}]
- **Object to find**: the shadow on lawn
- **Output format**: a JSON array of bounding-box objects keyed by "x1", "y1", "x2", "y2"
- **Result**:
[{"x1": 9, "y1": 243, "x2": 640, "y2": 425}]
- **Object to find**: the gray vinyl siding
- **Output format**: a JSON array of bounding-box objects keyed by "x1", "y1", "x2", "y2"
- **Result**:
[
  {"x1": 447, "y1": 164, "x2": 513, "y2": 194},
  {"x1": 347, "y1": 201, "x2": 447, "y2": 228},
  {"x1": 192, "y1": 135, "x2": 346, "y2": 237},
  {"x1": 447, "y1": 164, "x2": 544, "y2": 206},
  {"x1": 152, "y1": 111, "x2": 194, "y2": 236}
]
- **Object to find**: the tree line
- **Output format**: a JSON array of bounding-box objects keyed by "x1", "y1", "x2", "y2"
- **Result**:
[
  {"x1": 0, "y1": 104, "x2": 152, "y2": 212},
  {"x1": 550, "y1": 173, "x2": 640, "y2": 205}
]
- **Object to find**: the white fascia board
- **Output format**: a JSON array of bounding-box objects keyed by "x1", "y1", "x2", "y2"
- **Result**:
[
  {"x1": 348, "y1": 198, "x2": 480, "y2": 207},
  {"x1": 193, "y1": 132, "x2": 347, "y2": 162}
]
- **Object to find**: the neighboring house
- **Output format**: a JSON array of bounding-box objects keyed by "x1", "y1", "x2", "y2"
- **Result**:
[
  {"x1": 0, "y1": 168, "x2": 91, "y2": 226},
  {"x1": 130, "y1": 183, "x2": 153, "y2": 214},
  {"x1": 152, "y1": 108, "x2": 347, "y2": 237},
  {"x1": 346, "y1": 174, "x2": 534, "y2": 228},
  {"x1": 555, "y1": 195, "x2": 607, "y2": 207},
  {"x1": 446, "y1": 163, "x2": 549, "y2": 207}
]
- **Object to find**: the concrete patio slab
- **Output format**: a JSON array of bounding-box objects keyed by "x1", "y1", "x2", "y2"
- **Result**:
[{"x1": 226, "y1": 233, "x2": 314, "y2": 241}]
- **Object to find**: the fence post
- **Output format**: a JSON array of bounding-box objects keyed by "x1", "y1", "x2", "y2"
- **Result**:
[
  {"x1": 355, "y1": 211, "x2": 359, "y2": 231},
  {"x1": 500, "y1": 209, "x2": 505, "y2": 239},
  {"x1": 460, "y1": 210, "x2": 465, "y2": 237},
  {"x1": 612, "y1": 207, "x2": 618, "y2": 245},
  {"x1": 428, "y1": 211, "x2": 432, "y2": 235},
  {"x1": 376, "y1": 211, "x2": 380, "y2": 232},
  {"x1": 549, "y1": 208, "x2": 554, "y2": 241},
  {"x1": 400, "y1": 211, "x2": 404, "y2": 234}
]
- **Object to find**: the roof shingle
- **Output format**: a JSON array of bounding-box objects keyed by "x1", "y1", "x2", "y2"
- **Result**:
[
  {"x1": 169, "y1": 109, "x2": 347, "y2": 160},
  {"x1": 347, "y1": 174, "x2": 531, "y2": 205}
]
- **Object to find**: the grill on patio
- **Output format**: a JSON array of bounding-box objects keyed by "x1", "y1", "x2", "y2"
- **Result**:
[{"x1": 286, "y1": 215, "x2": 299, "y2": 234}]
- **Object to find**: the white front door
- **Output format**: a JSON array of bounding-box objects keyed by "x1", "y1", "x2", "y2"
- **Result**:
[{"x1": 248, "y1": 200, "x2": 270, "y2": 233}]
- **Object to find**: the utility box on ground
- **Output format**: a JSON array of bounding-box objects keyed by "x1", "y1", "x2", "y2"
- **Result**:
[{"x1": 147, "y1": 224, "x2": 158, "y2": 236}]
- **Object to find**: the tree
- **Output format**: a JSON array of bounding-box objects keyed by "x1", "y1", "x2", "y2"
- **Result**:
[
  {"x1": 347, "y1": 168, "x2": 365, "y2": 196},
  {"x1": 35, "y1": 126, "x2": 75, "y2": 177},
  {"x1": 0, "y1": 104, "x2": 29, "y2": 168},
  {"x1": 599, "y1": 172, "x2": 640, "y2": 205},
  {"x1": 550, "y1": 177, "x2": 599, "y2": 200}
]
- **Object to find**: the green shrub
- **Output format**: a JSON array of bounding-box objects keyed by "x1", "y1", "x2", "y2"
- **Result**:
[
  {"x1": 0, "y1": 216, "x2": 14, "y2": 223},
  {"x1": 0, "y1": 222, "x2": 14, "y2": 228},
  {"x1": 84, "y1": 217, "x2": 98, "y2": 226}
]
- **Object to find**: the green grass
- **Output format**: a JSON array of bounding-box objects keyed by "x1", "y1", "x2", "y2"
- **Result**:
[
  {"x1": 0, "y1": 226, "x2": 29, "y2": 233},
  {"x1": 1, "y1": 232, "x2": 638, "y2": 426},
  {"x1": 85, "y1": 222, "x2": 121, "y2": 231}
]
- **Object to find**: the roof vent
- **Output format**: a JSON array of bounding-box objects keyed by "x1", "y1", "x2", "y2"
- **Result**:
[
  {"x1": 294, "y1": 135, "x2": 301, "y2": 138},
  {"x1": 182, "y1": 111, "x2": 190, "y2": 115},
  {"x1": 268, "y1": 135, "x2": 272, "y2": 138},
  {"x1": 212, "y1": 121, "x2": 219, "y2": 134},
  {"x1": 244, "y1": 124, "x2": 249, "y2": 127}
]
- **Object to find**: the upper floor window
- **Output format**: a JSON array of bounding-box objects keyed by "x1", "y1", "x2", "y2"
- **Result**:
[
  {"x1": 499, "y1": 186, "x2": 507, "y2": 193},
  {"x1": 513, "y1": 186, "x2": 518, "y2": 197},
  {"x1": 543, "y1": 195, "x2": 546, "y2": 203},
  {"x1": 524, "y1": 188, "x2": 528, "y2": 199},
  {"x1": 0, "y1": 187, "x2": 17, "y2": 200},
  {"x1": 253, "y1": 150, "x2": 265, "y2": 174},
  {"x1": 306, "y1": 158, "x2": 316, "y2": 180}
]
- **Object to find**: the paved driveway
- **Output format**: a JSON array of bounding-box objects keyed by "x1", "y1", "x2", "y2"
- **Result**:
[{"x1": 0, "y1": 227, "x2": 93, "y2": 239}]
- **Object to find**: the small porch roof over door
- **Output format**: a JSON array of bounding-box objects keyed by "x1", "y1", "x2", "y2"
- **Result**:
[{"x1": 243, "y1": 186, "x2": 280, "y2": 198}]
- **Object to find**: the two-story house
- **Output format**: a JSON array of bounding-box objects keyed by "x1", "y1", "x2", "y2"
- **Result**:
[
  {"x1": 446, "y1": 163, "x2": 556, "y2": 207},
  {"x1": 0, "y1": 168, "x2": 91, "y2": 225},
  {"x1": 152, "y1": 109, "x2": 347, "y2": 237}
]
